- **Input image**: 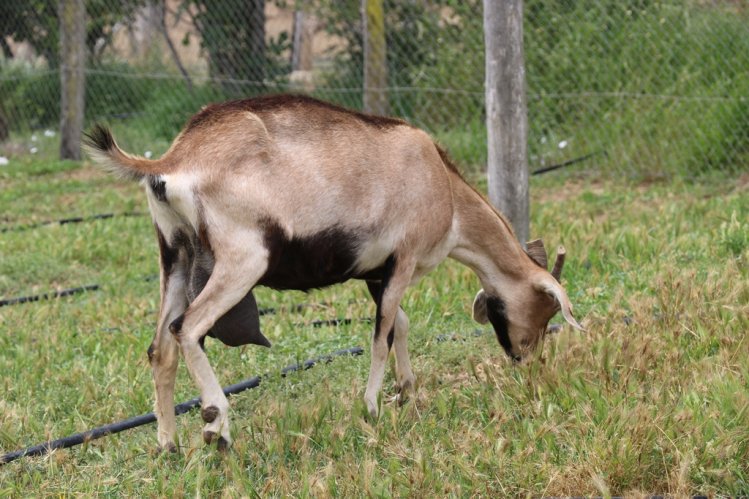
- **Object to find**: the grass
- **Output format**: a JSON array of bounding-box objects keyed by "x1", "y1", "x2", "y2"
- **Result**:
[{"x1": 0, "y1": 155, "x2": 748, "y2": 496}]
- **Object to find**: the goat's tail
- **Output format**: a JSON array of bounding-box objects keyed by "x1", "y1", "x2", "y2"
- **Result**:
[{"x1": 83, "y1": 124, "x2": 170, "y2": 181}]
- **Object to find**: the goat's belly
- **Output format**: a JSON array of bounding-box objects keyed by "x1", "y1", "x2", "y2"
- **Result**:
[
  {"x1": 258, "y1": 249, "x2": 356, "y2": 291},
  {"x1": 257, "y1": 225, "x2": 389, "y2": 292}
]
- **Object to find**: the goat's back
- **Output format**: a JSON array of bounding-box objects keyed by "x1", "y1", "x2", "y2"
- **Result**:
[{"x1": 162, "y1": 95, "x2": 455, "y2": 247}]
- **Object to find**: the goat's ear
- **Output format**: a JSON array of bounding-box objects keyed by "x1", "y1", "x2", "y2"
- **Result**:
[
  {"x1": 472, "y1": 289, "x2": 489, "y2": 324},
  {"x1": 535, "y1": 278, "x2": 585, "y2": 331},
  {"x1": 525, "y1": 239, "x2": 548, "y2": 269}
]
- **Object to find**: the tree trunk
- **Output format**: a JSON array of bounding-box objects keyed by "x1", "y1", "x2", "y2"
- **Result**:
[
  {"x1": 483, "y1": 0, "x2": 529, "y2": 245},
  {"x1": 158, "y1": 0, "x2": 193, "y2": 93},
  {"x1": 361, "y1": 0, "x2": 388, "y2": 115},
  {"x1": 290, "y1": 10, "x2": 317, "y2": 92},
  {"x1": 59, "y1": 0, "x2": 86, "y2": 161},
  {"x1": 291, "y1": 11, "x2": 315, "y2": 72}
]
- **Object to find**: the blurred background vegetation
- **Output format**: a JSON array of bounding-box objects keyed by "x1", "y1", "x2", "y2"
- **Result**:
[{"x1": 1, "y1": 0, "x2": 747, "y2": 177}]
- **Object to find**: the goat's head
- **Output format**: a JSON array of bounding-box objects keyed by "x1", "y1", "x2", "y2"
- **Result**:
[{"x1": 471, "y1": 240, "x2": 583, "y2": 361}]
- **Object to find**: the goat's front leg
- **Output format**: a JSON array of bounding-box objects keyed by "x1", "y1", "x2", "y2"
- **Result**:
[
  {"x1": 392, "y1": 308, "x2": 414, "y2": 398},
  {"x1": 170, "y1": 244, "x2": 268, "y2": 449},
  {"x1": 364, "y1": 257, "x2": 415, "y2": 417},
  {"x1": 366, "y1": 282, "x2": 415, "y2": 402}
]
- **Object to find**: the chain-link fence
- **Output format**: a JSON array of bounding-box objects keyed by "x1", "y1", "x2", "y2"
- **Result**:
[{"x1": 1, "y1": 0, "x2": 748, "y2": 176}]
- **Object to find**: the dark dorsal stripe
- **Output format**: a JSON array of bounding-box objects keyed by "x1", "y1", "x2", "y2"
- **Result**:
[{"x1": 185, "y1": 94, "x2": 407, "y2": 133}]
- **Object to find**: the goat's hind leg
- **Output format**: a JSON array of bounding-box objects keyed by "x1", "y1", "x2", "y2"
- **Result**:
[
  {"x1": 170, "y1": 237, "x2": 268, "y2": 450},
  {"x1": 150, "y1": 244, "x2": 188, "y2": 452}
]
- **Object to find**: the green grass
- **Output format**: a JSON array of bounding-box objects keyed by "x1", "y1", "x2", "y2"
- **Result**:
[{"x1": 0, "y1": 158, "x2": 748, "y2": 496}]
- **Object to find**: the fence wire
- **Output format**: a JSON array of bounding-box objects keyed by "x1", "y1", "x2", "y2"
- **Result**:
[{"x1": 1, "y1": 0, "x2": 747, "y2": 177}]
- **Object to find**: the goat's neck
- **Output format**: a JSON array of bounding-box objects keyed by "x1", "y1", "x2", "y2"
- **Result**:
[{"x1": 448, "y1": 176, "x2": 531, "y2": 291}]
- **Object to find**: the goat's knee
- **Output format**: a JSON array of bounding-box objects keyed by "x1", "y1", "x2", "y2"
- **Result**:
[
  {"x1": 147, "y1": 342, "x2": 156, "y2": 363},
  {"x1": 168, "y1": 314, "x2": 185, "y2": 339}
]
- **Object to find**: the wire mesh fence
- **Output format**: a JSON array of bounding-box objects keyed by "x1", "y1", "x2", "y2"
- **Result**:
[{"x1": 1, "y1": 0, "x2": 748, "y2": 176}]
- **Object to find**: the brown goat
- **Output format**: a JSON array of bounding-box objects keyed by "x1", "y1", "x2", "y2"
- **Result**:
[{"x1": 85, "y1": 94, "x2": 582, "y2": 452}]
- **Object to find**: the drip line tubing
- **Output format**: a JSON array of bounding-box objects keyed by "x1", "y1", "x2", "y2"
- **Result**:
[{"x1": 0, "y1": 346, "x2": 364, "y2": 465}]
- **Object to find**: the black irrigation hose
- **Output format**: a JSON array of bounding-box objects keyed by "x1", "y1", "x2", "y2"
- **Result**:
[
  {"x1": 0, "y1": 281, "x2": 374, "y2": 333},
  {"x1": 0, "y1": 281, "x2": 339, "y2": 320},
  {"x1": 0, "y1": 346, "x2": 364, "y2": 466},
  {"x1": 308, "y1": 317, "x2": 372, "y2": 328},
  {"x1": 435, "y1": 329, "x2": 487, "y2": 342},
  {"x1": 0, "y1": 212, "x2": 145, "y2": 234},
  {"x1": 0, "y1": 284, "x2": 100, "y2": 308},
  {"x1": 0, "y1": 284, "x2": 369, "y2": 332},
  {"x1": 531, "y1": 151, "x2": 606, "y2": 176},
  {"x1": 434, "y1": 323, "x2": 565, "y2": 343}
]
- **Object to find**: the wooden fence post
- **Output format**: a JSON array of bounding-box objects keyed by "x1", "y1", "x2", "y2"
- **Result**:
[
  {"x1": 292, "y1": 11, "x2": 316, "y2": 72},
  {"x1": 59, "y1": 0, "x2": 86, "y2": 160},
  {"x1": 483, "y1": 0, "x2": 529, "y2": 245},
  {"x1": 361, "y1": 0, "x2": 388, "y2": 115}
]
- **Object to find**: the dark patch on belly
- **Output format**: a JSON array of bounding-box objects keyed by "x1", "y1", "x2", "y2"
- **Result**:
[
  {"x1": 485, "y1": 295, "x2": 518, "y2": 360},
  {"x1": 259, "y1": 221, "x2": 371, "y2": 292},
  {"x1": 149, "y1": 175, "x2": 167, "y2": 202}
]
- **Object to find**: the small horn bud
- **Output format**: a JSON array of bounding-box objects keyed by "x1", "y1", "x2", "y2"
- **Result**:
[
  {"x1": 551, "y1": 245, "x2": 566, "y2": 282},
  {"x1": 525, "y1": 239, "x2": 548, "y2": 270}
]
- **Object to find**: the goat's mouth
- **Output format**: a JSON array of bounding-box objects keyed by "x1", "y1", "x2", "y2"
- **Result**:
[
  {"x1": 501, "y1": 335, "x2": 546, "y2": 363},
  {"x1": 496, "y1": 339, "x2": 523, "y2": 363},
  {"x1": 508, "y1": 351, "x2": 522, "y2": 363}
]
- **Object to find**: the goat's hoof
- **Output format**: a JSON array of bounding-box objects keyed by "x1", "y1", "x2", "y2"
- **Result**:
[
  {"x1": 389, "y1": 392, "x2": 409, "y2": 407},
  {"x1": 216, "y1": 436, "x2": 230, "y2": 452},
  {"x1": 203, "y1": 429, "x2": 232, "y2": 450},
  {"x1": 201, "y1": 405, "x2": 220, "y2": 423},
  {"x1": 365, "y1": 399, "x2": 379, "y2": 419},
  {"x1": 203, "y1": 430, "x2": 217, "y2": 445},
  {"x1": 396, "y1": 378, "x2": 414, "y2": 393},
  {"x1": 157, "y1": 442, "x2": 178, "y2": 454},
  {"x1": 395, "y1": 378, "x2": 415, "y2": 406}
]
